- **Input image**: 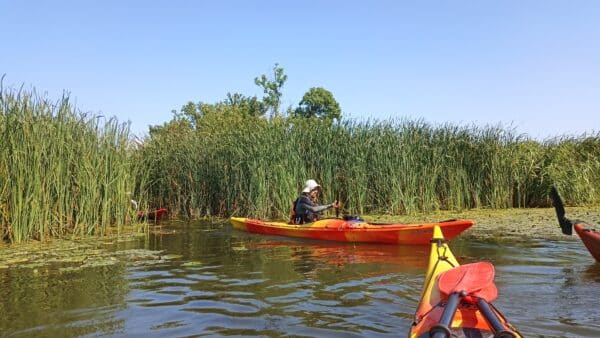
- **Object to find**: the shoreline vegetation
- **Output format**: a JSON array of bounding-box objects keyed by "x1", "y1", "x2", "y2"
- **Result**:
[
  {"x1": 0, "y1": 84, "x2": 151, "y2": 243},
  {"x1": 2, "y1": 84, "x2": 600, "y2": 244}
]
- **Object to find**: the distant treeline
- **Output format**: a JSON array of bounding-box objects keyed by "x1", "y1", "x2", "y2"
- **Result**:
[{"x1": 2, "y1": 86, "x2": 599, "y2": 243}]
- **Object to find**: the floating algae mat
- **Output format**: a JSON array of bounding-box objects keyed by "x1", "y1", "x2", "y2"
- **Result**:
[
  {"x1": 0, "y1": 234, "x2": 177, "y2": 273},
  {"x1": 366, "y1": 206, "x2": 600, "y2": 242}
]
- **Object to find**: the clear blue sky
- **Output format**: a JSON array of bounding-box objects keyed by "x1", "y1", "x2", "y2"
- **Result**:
[{"x1": 2, "y1": 1, "x2": 599, "y2": 139}]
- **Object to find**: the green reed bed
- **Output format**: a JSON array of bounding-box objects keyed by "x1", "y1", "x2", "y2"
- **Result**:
[
  {"x1": 0, "y1": 86, "x2": 143, "y2": 243},
  {"x1": 6, "y1": 84, "x2": 596, "y2": 241},
  {"x1": 141, "y1": 112, "x2": 600, "y2": 220}
]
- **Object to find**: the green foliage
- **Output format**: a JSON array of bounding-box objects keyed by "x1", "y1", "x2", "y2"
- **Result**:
[
  {"x1": 0, "y1": 86, "x2": 144, "y2": 243},
  {"x1": 141, "y1": 112, "x2": 600, "y2": 219},
  {"x1": 543, "y1": 135, "x2": 600, "y2": 205},
  {"x1": 141, "y1": 119, "x2": 198, "y2": 218},
  {"x1": 294, "y1": 87, "x2": 341, "y2": 120},
  {"x1": 3, "y1": 75, "x2": 599, "y2": 237},
  {"x1": 224, "y1": 93, "x2": 266, "y2": 117},
  {"x1": 170, "y1": 93, "x2": 266, "y2": 129},
  {"x1": 254, "y1": 63, "x2": 287, "y2": 117}
]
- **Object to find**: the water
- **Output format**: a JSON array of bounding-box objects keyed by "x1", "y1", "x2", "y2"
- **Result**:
[{"x1": 1, "y1": 220, "x2": 599, "y2": 337}]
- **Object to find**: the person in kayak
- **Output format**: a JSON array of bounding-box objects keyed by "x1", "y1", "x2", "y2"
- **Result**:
[{"x1": 292, "y1": 179, "x2": 339, "y2": 224}]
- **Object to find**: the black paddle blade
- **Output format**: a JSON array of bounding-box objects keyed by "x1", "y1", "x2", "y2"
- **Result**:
[{"x1": 550, "y1": 186, "x2": 573, "y2": 235}]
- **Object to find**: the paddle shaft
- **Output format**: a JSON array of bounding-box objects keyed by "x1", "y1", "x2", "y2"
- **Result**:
[
  {"x1": 439, "y1": 293, "x2": 461, "y2": 326},
  {"x1": 430, "y1": 292, "x2": 461, "y2": 338},
  {"x1": 477, "y1": 299, "x2": 517, "y2": 338},
  {"x1": 430, "y1": 294, "x2": 517, "y2": 338}
]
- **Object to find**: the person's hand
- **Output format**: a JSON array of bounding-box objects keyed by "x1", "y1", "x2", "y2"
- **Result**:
[{"x1": 332, "y1": 200, "x2": 340, "y2": 209}]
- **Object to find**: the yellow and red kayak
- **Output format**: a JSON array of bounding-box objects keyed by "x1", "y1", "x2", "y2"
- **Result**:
[
  {"x1": 229, "y1": 217, "x2": 473, "y2": 245},
  {"x1": 410, "y1": 225, "x2": 521, "y2": 337}
]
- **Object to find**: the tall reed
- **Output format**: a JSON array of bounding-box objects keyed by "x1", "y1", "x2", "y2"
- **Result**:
[
  {"x1": 141, "y1": 112, "x2": 600, "y2": 220},
  {"x1": 0, "y1": 86, "x2": 142, "y2": 243}
]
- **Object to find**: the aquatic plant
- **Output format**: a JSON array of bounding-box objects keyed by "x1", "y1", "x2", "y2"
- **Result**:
[
  {"x1": 140, "y1": 112, "x2": 600, "y2": 219},
  {"x1": 0, "y1": 85, "x2": 144, "y2": 243}
]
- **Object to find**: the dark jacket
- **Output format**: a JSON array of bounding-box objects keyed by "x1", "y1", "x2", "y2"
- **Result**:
[{"x1": 292, "y1": 193, "x2": 333, "y2": 224}]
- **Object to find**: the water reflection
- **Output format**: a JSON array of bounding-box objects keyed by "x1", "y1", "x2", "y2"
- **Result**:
[
  {"x1": 0, "y1": 220, "x2": 599, "y2": 337},
  {"x1": 0, "y1": 264, "x2": 128, "y2": 337}
]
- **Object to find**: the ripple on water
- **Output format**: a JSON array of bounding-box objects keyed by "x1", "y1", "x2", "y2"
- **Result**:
[
  {"x1": 184, "y1": 299, "x2": 262, "y2": 315},
  {"x1": 3, "y1": 221, "x2": 600, "y2": 337},
  {"x1": 220, "y1": 277, "x2": 269, "y2": 287},
  {"x1": 265, "y1": 289, "x2": 314, "y2": 304}
]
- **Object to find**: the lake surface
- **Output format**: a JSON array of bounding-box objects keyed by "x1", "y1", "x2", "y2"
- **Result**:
[{"x1": 1, "y1": 220, "x2": 599, "y2": 337}]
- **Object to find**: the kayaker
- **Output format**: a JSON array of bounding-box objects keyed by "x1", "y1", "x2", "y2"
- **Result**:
[{"x1": 292, "y1": 179, "x2": 339, "y2": 224}]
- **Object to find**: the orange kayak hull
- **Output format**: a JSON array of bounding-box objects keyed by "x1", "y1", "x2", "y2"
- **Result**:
[{"x1": 230, "y1": 217, "x2": 473, "y2": 245}]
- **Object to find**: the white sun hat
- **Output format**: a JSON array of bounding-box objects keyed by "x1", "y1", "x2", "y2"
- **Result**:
[{"x1": 302, "y1": 179, "x2": 321, "y2": 193}]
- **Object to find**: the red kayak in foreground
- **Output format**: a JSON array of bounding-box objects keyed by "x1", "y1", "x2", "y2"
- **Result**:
[
  {"x1": 230, "y1": 216, "x2": 474, "y2": 244},
  {"x1": 551, "y1": 186, "x2": 600, "y2": 262}
]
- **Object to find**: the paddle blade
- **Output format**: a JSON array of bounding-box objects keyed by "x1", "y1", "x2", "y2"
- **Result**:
[
  {"x1": 438, "y1": 262, "x2": 498, "y2": 303},
  {"x1": 550, "y1": 186, "x2": 573, "y2": 235}
]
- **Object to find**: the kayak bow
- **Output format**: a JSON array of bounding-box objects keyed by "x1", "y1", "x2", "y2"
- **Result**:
[{"x1": 410, "y1": 225, "x2": 521, "y2": 338}]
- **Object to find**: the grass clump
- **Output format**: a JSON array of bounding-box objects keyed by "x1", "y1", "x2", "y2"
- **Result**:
[{"x1": 0, "y1": 84, "x2": 146, "y2": 243}]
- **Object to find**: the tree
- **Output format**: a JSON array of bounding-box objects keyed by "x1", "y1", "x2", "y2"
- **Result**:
[
  {"x1": 171, "y1": 93, "x2": 265, "y2": 129},
  {"x1": 224, "y1": 93, "x2": 266, "y2": 117},
  {"x1": 254, "y1": 63, "x2": 287, "y2": 117},
  {"x1": 294, "y1": 87, "x2": 341, "y2": 120},
  {"x1": 171, "y1": 101, "x2": 208, "y2": 129}
]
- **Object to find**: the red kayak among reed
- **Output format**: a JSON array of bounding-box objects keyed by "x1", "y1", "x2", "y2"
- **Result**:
[{"x1": 137, "y1": 208, "x2": 168, "y2": 222}]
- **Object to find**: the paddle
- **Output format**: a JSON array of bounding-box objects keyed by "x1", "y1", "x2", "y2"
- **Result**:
[
  {"x1": 431, "y1": 263, "x2": 517, "y2": 338},
  {"x1": 550, "y1": 186, "x2": 574, "y2": 235},
  {"x1": 438, "y1": 262, "x2": 497, "y2": 302}
]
